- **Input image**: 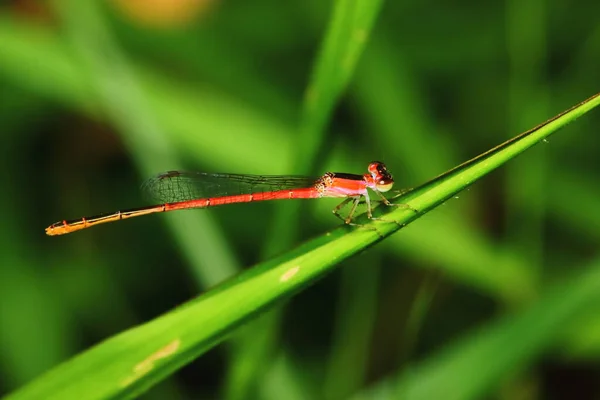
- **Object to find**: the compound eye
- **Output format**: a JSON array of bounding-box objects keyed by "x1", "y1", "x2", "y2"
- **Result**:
[
  {"x1": 376, "y1": 180, "x2": 394, "y2": 193},
  {"x1": 368, "y1": 161, "x2": 386, "y2": 177}
]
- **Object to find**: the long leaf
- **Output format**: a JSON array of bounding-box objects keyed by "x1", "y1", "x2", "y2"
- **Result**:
[
  {"x1": 7, "y1": 94, "x2": 600, "y2": 399},
  {"x1": 352, "y1": 257, "x2": 600, "y2": 400}
]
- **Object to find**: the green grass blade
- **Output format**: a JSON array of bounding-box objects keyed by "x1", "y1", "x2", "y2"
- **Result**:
[
  {"x1": 266, "y1": 0, "x2": 385, "y2": 251},
  {"x1": 0, "y1": 16, "x2": 294, "y2": 172},
  {"x1": 236, "y1": 0, "x2": 385, "y2": 396},
  {"x1": 505, "y1": 0, "x2": 550, "y2": 286},
  {"x1": 352, "y1": 258, "x2": 600, "y2": 400},
  {"x1": 295, "y1": 0, "x2": 385, "y2": 171},
  {"x1": 6, "y1": 94, "x2": 599, "y2": 399},
  {"x1": 322, "y1": 259, "x2": 381, "y2": 400},
  {"x1": 382, "y1": 93, "x2": 600, "y2": 226},
  {"x1": 51, "y1": 0, "x2": 239, "y2": 287}
]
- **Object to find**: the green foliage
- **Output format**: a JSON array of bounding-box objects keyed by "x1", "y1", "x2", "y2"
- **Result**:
[
  {"x1": 8, "y1": 91, "x2": 600, "y2": 399},
  {"x1": 0, "y1": 0, "x2": 599, "y2": 399}
]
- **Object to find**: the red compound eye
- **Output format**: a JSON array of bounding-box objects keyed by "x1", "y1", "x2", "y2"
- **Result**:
[{"x1": 366, "y1": 162, "x2": 394, "y2": 192}]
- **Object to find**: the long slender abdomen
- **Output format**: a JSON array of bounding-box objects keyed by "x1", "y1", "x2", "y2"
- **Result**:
[
  {"x1": 165, "y1": 187, "x2": 321, "y2": 210},
  {"x1": 45, "y1": 205, "x2": 165, "y2": 235},
  {"x1": 46, "y1": 187, "x2": 322, "y2": 235}
]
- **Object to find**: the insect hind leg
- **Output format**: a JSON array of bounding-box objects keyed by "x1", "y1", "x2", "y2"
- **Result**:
[{"x1": 332, "y1": 196, "x2": 364, "y2": 225}]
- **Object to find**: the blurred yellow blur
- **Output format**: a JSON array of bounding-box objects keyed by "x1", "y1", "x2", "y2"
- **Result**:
[{"x1": 109, "y1": 0, "x2": 216, "y2": 28}]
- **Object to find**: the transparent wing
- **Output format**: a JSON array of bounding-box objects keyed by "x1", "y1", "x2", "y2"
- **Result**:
[{"x1": 142, "y1": 171, "x2": 319, "y2": 203}]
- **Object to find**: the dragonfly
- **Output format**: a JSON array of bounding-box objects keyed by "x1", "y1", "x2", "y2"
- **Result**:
[{"x1": 45, "y1": 161, "x2": 400, "y2": 236}]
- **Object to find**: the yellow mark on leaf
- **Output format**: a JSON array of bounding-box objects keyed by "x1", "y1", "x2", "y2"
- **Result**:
[
  {"x1": 280, "y1": 266, "x2": 300, "y2": 282},
  {"x1": 121, "y1": 338, "x2": 181, "y2": 387}
]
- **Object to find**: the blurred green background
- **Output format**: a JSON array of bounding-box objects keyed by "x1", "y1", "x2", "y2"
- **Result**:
[{"x1": 1, "y1": 0, "x2": 600, "y2": 399}]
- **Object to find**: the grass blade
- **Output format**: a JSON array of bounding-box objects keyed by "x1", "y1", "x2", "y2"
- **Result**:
[
  {"x1": 6, "y1": 94, "x2": 600, "y2": 399},
  {"x1": 352, "y1": 257, "x2": 600, "y2": 400}
]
